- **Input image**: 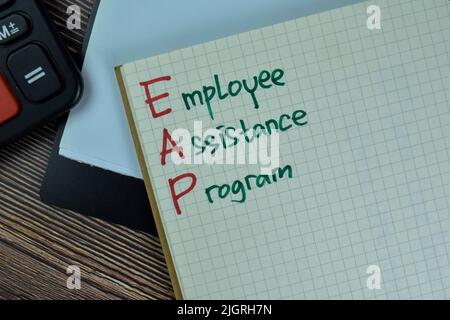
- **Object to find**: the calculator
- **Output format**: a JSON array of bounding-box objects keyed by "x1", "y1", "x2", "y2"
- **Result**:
[{"x1": 0, "y1": 0, "x2": 83, "y2": 147}]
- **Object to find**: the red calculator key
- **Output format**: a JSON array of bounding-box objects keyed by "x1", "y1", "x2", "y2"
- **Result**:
[{"x1": 0, "y1": 73, "x2": 20, "y2": 125}]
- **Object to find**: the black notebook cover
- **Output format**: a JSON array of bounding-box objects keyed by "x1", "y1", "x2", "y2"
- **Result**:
[{"x1": 40, "y1": 119, "x2": 156, "y2": 235}]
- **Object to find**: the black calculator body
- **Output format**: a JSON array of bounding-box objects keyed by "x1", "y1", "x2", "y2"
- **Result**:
[{"x1": 0, "y1": 0, "x2": 83, "y2": 147}]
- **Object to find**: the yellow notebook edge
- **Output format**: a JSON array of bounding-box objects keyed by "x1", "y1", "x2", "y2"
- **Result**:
[{"x1": 114, "y1": 65, "x2": 184, "y2": 300}]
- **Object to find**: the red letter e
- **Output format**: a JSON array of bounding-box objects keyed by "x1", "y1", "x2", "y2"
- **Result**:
[{"x1": 140, "y1": 76, "x2": 172, "y2": 118}]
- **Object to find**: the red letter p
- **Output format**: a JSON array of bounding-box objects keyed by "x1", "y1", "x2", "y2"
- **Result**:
[{"x1": 168, "y1": 173, "x2": 197, "y2": 215}]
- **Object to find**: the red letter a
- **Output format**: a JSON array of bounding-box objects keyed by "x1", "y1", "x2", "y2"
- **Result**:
[
  {"x1": 140, "y1": 76, "x2": 172, "y2": 118},
  {"x1": 161, "y1": 128, "x2": 184, "y2": 166},
  {"x1": 169, "y1": 173, "x2": 197, "y2": 215}
]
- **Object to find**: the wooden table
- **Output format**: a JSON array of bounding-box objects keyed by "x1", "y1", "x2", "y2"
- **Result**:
[{"x1": 0, "y1": 0, "x2": 174, "y2": 300}]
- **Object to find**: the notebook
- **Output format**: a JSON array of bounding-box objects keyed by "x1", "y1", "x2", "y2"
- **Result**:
[
  {"x1": 44, "y1": 0, "x2": 364, "y2": 236},
  {"x1": 116, "y1": 0, "x2": 450, "y2": 299}
]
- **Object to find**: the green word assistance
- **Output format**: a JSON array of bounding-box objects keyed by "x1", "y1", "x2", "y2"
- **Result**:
[{"x1": 192, "y1": 109, "x2": 308, "y2": 156}]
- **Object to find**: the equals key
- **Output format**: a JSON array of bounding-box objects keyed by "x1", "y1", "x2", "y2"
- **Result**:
[
  {"x1": 25, "y1": 66, "x2": 46, "y2": 84},
  {"x1": 8, "y1": 44, "x2": 62, "y2": 103}
]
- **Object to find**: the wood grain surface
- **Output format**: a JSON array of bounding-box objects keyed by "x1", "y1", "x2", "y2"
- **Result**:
[{"x1": 0, "y1": 0, "x2": 174, "y2": 300}]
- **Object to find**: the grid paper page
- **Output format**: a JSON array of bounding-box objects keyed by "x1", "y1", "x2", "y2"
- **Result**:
[{"x1": 120, "y1": 0, "x2": 450, "y2": 299}]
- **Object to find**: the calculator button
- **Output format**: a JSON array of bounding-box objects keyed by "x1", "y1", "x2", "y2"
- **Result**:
[
  {"x1": 7, "y1": 44, "x2": 62, "y2": 103},
  {"x1": 0, "y1": 0, "x2": 14, "y2": 9},
  {"x1": 0, "y1": 14, "x2": 28, "y2": 44},
  {"x1": 0, "y1": 73, "x2": 20, "y2": 125}
]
